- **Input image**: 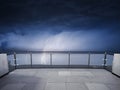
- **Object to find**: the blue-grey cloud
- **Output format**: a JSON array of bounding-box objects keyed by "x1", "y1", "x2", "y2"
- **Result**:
[{"x1": 0, "y1": 29, "x2": 119, "y2": 51}]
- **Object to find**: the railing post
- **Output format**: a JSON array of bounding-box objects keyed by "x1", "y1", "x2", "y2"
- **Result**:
[
  {"x1": 14, "y1": 52, "x2": 17, "y2": 69},
  {"x1": 88, "y1": 52, "x2": 90, "y2": 68},
  {"x1": 30, "y1": 52, "x2": 32, "y2": 67},
  {"x1": 68, "y1": 51, "x2": 70, "y2": 67},
  {"x1": 104, "y1": 52, "x2": 107, "y2": 68},
  {"x1": 50, "y1": 53, "x2": 52, "y2": 66}
]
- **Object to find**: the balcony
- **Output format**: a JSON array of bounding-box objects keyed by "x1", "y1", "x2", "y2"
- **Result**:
[{"x1": 0, "y1": 51, "x2": 120, "y2": 90}]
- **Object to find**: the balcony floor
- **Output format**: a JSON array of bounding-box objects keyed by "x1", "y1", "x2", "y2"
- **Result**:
[{"x1": 0, "y1": 69, "x2": 120, "y2": 90}]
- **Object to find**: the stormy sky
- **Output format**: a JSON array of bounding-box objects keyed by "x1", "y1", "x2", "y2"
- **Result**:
[{"x1": 0, "y1": 0, "x2": 120, "y2": 52}]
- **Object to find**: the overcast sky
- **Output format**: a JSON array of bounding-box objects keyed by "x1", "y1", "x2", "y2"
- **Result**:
[{"x1": 0, "y1": 0, "x2": 120, "y2": 52}]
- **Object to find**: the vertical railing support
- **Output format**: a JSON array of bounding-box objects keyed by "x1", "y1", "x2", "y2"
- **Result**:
[
  {"x1": 50, "y1": 53, "x2": 52, "y2": 66},
  {"x1": 68, "y1": 51, "x2": 71, "y2": 67},
  {"x1": 30, "y1": 52, "x2": 32, "y2": 67},
  {"x1": 14, "y1": 52, "x2": 17, "y2": 69},
  {"x1": 104, "y1": 52, "x2": 107, "y2": 68},
  {"x1": 88, "y1": 52, "x2": 90, "y2": 68}
]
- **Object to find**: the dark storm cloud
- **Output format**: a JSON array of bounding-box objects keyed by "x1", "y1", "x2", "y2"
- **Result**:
[
  {"x1": 0, "y1": 0, "x2": 120, "y2": 51},
  {"x1": 0, "y1": 0, "x2": 120, "y2": 26}
]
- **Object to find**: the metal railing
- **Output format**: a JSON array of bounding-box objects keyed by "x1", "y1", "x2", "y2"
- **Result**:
[{"x1": 7, "y1": 51, "x2": 114, "y2": 72}]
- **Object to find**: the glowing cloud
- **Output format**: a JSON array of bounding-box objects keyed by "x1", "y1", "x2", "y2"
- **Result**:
[{"x1": 0, "y1": 30, "x2": 119, "y2": 51}]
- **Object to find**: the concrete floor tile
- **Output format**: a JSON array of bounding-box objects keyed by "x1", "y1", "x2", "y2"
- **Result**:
[
  {"x1": 22, "y1": 83, "x2": 46, "y2": 90},
  {"x1": 67, "y1": 76, "x2": 90, "y2": 83},
  {"x1": 47, "y1": 76, "x2": 67, "y2": 83},
  {"x1": 71, "y1": 71, "x2": 94, "y2": 77},
  {"x1": 45, "y1": 83, "x2": 66, "y2": 90},
  {"x1": 58, "y1": 71, "x2": 71, "y2": 76},
  {"x1": 66, "y1": 83, "x2": 88, "y2": 90},
  {"x1": 1, "y1": 83, "x2": 25, "y2": 90},
  {"x1": 86, "y1": 83, "x2": 110, "y2": 90},
  {"x1": 107, "y1": 85, "x2": 120, "y2": 90}
]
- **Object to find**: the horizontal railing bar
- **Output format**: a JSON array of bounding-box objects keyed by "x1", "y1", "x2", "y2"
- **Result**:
[{"x1": 6, "y1": 51, "x2": 108, "y2": 54}]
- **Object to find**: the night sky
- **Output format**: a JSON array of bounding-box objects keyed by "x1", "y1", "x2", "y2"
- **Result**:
[{"x1": 0, "y1": 0, "x2": 120, "y2": 52}]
